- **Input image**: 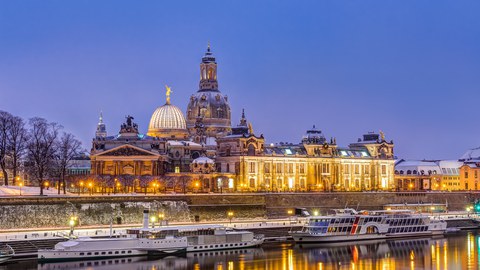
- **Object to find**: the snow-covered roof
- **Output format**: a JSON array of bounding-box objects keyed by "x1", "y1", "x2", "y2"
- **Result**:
[
  {"x1": 395, "y1": 160, "x2": 440, "y2": 174},
  {"x1": 437, "y1": 160, "x2": 462, "y2": 175},
  {"x1": 192, "y1": 156, "x2": 214, "y2": 164},
  {"x1": 460, "y1": 147, "x2": 480, "y2": 160}
]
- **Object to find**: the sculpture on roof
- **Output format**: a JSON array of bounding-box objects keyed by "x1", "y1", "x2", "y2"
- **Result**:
[
  {"x1": 380, "y1": 130, "x2": 385, "y2": 141},
  {"x1": 165, "y1": 85, "x2": 172, "y2": 105}
]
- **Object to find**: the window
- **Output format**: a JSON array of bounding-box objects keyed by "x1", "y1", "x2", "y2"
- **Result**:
[
  {"x1": 264, "y1": 163, "x2": 271, "y2": 173},
  {"x1": 344, "y1": 164, "x2": 350, "y2": 174},
  {"x1": 175, "y1": 166, "x2": 180, "y2": 173},
  {"x1": 226, "y1": 163, "x2": 230, "y2": 172},
  {"x1": 299, "y1": 163, "x2": 305, "y2": 174},
  {"x1": 276, "y1": 163, "x2": 283, "y2": 173},
  {"x1": 465, "y1": 171, "x2": 469, "y2": 178},
  {"x1": 287, "y1": 163, "x2": 294, "y2": 174},
  {"x1": 382, "y1": 165, "x2": 387, "y2": 175},
  {"x1": 354, "y1": 164, "x2": 359, "y2": 174},
  {"x1": 322, "y1": 164, "x2": 330, "y2": 174},
  {"x1": 249, "y1": 162, "x2": 256, "y2": 173},
  {"x1": 475, "y1": 171, "x2": 478, "y2": 179},
  {"x1": 364, "y1": 165, "x2": 369, "y2": 174}
]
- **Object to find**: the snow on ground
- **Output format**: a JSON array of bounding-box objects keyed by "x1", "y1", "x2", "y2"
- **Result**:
[{"x1": 0, "y1": 186, "x2": 73, "y2": 196}]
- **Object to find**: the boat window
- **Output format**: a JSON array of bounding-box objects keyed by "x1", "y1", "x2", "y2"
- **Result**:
[
  {"x1": 121, "y1": 251, "x2": 125, "y2": 254},
  {"x1": 94, "y1": 252, "x2": 99, "y2": 255},
  {"x1": 115, "y1": 251, "x2": 119, "y2": 254},
  {"x1": 108, "y1": 252, "x2": 112, "y2": 254},
  {"x1": 80, "y1": 252, "x2": 84, "y2": 255},
  {"x1": 87, "y1": 252, "x2": 92, "y2": 255},
  {"x1": 101, "y1": 252, "x2": 106, "y2": 255}
]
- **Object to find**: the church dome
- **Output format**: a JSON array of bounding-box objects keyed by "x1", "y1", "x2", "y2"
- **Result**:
[
  {"x1": 186, "y1": 45, "x2": 232, "y2": 138},
  {"x1": 147, "y1": 87, "x2": 189, "y2": 139}
]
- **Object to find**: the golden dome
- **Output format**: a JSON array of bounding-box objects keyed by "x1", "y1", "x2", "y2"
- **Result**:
[{"x1": 147, "y1": 103, "x2": 188, "y2": 139}]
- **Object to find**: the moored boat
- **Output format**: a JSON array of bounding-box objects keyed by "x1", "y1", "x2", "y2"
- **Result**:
[{"x1": 290, "y1": 208, "x2": 447, "y2": 243}]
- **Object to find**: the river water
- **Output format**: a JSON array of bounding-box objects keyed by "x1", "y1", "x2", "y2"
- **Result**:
[{"x1": 3, "y1": 231, "x2": 480, "y2": 270}]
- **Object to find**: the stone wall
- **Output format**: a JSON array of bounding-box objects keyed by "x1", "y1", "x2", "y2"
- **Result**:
[{"x1": 0, "y1": 192, "x2": 477, "y2": 229}]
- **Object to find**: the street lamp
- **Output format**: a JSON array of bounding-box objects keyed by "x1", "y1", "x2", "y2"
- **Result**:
[
  {"x1": 79, "y1": 181, "x2": 84, "y2": 195},
  {"x1": 88, "y1": 182, "x2": 93, "y2": 195},
  {"x1": 69, "y1": 216, "x2": 76, "y2": 236},
  {"x1": 150, "y1": 216, "x2": 157, "y2": 228},
  {"x1": 194, "y1": 181, "x2": 200, "y2": 193},
  {"x1": 287, "y1": 209, "x2": 294, "y2": 223},
  {"x1": 158, "y1": 213, "x2": 165, "y2": 226},
  {"x1": 227, "y1": 211, "x2": 234, "y2": 223}
]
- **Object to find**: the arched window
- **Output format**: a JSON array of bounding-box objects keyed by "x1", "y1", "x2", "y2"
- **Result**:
[
  {"x1": 413, "y1": 170, "x2": 418, "y2": 175},
  {"x1": 226, "y1": 163, "x2": 230, "y2": 173},
  {"x1": 395, "y1": 170, "x2": 399, "y2": 175},
  {"x1": 407, "y1": 170, "x2": 412, "y2": 175},
  {"x1": 247, "y1": 144, "x2": 256, "y2": 156},
  {"x1": 420, "y1": 170, "x2": 425, "y2": 175},
  {"x1": 400, "y1": 170, "x2": 404, "y2": 174}
]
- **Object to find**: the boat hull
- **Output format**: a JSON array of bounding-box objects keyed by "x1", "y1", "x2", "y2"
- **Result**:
[
  {"x1": 291, "y1": 231, "x2": 444, "y2": 243},
  {"x1": 187, "y1": 238, "x2": 264, "y2": 252}
]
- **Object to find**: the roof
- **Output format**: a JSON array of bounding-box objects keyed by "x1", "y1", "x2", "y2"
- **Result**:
[{"x1": 460, "y1": 147, "x2": 480, "y2": 160}]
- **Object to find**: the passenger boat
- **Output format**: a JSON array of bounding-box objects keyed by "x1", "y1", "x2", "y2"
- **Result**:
[
  {"x1": 0, "y1": 245, "x2": 14, "y2": 264},
  {"x1": 290, "y1": 208, "x2": 447, "y2": 243},
  {"x1": 38, "y1": 209, "x2": 188, "y2": 262},
  {"x1": 38, "y1": 209, "x2": 264, "y2": 262},
  {"x1": 125, "y1": 224, "x2": 264, "y2": 253}
]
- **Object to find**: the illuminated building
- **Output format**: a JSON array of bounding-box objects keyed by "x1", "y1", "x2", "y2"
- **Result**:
[
  {"x1": 90, "y1": 45, "x2": 396, "y2": 192},
  {"x1": 394, "y1": 160, "x2": 461, "y2": 191},
  {"x1": 216, "y1": 116, "x2": 395, "y2": 192}
]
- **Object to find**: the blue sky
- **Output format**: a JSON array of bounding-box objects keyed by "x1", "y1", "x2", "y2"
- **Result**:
[{"x1": 1, "y1": 1, "x2": 480, "y2": 159}]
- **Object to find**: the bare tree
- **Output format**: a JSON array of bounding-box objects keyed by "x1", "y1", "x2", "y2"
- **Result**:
[
  {"x1": 54, "y1": 132, "x2": 82, "y2": 194},
  {"x1": 0, "y1": 111, "x2": 12, "y2": 185},
  {"x1": 7, "y1": 115, "x2": 27, "y2": 183},
  {"x1": 26, "y1": 118, "x2": 61, "y2": 196}
]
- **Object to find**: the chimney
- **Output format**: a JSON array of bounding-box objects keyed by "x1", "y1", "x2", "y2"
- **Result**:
[{"x1": 143, "y1": 209, "x2": 149, "y2": 229}]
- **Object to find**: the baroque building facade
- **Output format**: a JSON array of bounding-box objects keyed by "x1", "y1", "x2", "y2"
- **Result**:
[{"x1": 89, "y1": 45, "x2": 396, "y2": 193}]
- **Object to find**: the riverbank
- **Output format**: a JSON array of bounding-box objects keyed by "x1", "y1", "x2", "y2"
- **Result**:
[{"x1": 0, "y1": 192, "x2": 479, "y2": 229}]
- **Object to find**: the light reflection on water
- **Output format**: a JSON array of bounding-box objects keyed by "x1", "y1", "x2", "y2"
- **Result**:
[{"x1": 3, "y1": 231, "x2": 480, "y2": 270}]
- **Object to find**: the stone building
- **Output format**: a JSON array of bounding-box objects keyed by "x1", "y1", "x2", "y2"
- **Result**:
[
  {"x1": 216, "y1": 114, "x2": 396, "y2": 192},
  {"x1": 89, "y1": 45, "x2": 397, "y2": 193},
  {"x1": 394, "y1": 159, "x2": 461, "y2": 191}
]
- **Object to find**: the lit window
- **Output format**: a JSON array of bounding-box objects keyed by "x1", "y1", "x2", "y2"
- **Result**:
[{"x1": 175, "y1": 166, "x2": 180, "y2": 173}]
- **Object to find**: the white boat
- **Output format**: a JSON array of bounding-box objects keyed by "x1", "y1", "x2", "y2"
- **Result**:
[
  {"x1": 38, "y1": 209, "x2": 264, "y2": 262},
  {"x1": 290, "y1": 208, "x2": 447, "y2": 243},
  {"x1": 125, "y1": 224, "x2": 264, "y2": 253},
  {"x1": 38, "y1": 209, "x2": 188, "y2": 262},
  {"x1": 0, "y1": 245, "x2": 14, "y2": 264}
]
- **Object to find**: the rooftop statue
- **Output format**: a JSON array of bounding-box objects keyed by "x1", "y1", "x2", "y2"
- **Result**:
[{"x1": 165, "y1": 85, "x2": 172, "y2": 104}]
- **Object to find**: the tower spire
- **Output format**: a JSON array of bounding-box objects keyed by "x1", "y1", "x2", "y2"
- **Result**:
[
  {"x1": 239, "y1": 109, "x2": 247, "y2": 127},
  {"x1": 96, "y1": 110, "x2": 107, "y2": 138},
  {"x1": 199, "y1": 42, "x2": 218, "y2": 91}
]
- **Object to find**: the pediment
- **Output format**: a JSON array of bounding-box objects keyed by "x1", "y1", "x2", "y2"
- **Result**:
[{"x1": 96, "y1": 145, "x2": 159, "y2": 157}]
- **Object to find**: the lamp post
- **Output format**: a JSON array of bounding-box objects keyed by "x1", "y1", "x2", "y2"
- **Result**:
[
  {"x1": 150, "y1": 216, "x2": 157, "y2": 228},
  {"x1": 158, "y1": 213, "x2": 165, "y2": 226},
  {"x1": 287, "y1": 209, "x2": 294, "y2": 223},
  {"x1": 69, "y1": 216, "x2": 76, "y2": 237},
  {"x1": 19, "y1": 182, "x2": 23, "y2": 196},
  {"x1": 88, "y1": 182, "x2": 93, "y2": 196},
  {"x1": 227, "y1": 211, "x2": 234, "y2": 224},
  {"x1": 79, "y1": 181, "x2": 84, "y2": 195}
]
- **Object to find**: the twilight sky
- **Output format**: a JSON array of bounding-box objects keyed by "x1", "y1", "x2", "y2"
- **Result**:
[{"x1": 1, "y1": 1, "x2": 480, "y2": 160}]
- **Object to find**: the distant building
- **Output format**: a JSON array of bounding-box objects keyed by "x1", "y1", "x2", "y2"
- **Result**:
[
  {"x1": 459, "y1": 147, "x2": 480, "y2": 191},
  {"x1": 394, "y1": 159, "x2": 461, "y2": 191}
]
